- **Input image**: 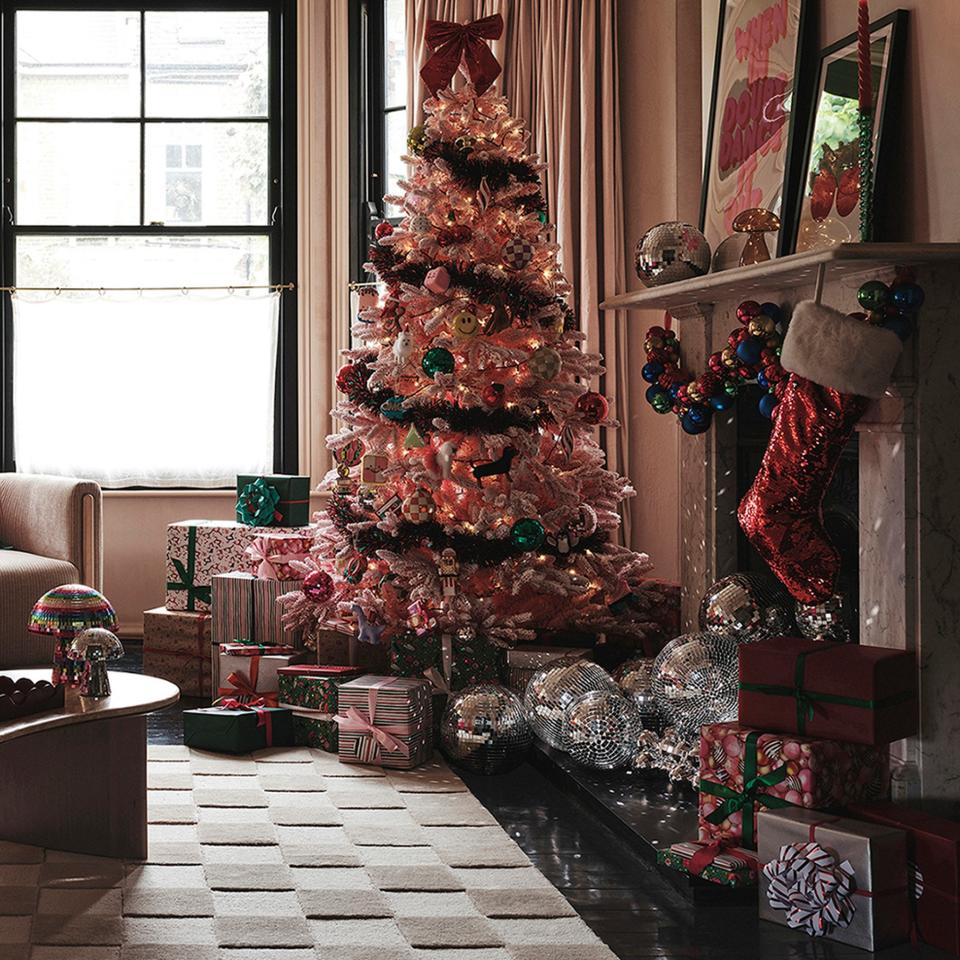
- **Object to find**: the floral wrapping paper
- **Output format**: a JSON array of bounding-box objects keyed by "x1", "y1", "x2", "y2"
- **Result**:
[
  {"x1": 166, "y1": 520, "x2": 286, "y2": 612},
  {"x1": 244, "y1": 530, "x2": 315, "y2": 581},
  {"x1": 657, "y1": 840, "x2": 758, "y2": 888},
  {"x1": 698, "y1": 723, "x2": 888, "y2": 850},
  {"x1": 277, "y1": 664, "x2": 363, "y2": 712},
  {"x1": 389, "y1": 630, "x2": 500, "y2": 693},
  {"x1": 143, "y1": 606, "x2": 212, "y2": 697}
]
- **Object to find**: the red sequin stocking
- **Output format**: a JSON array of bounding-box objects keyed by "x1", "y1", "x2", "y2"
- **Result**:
[{"x1": 737, "y1": 373, "x2": 868, "y2": 604}]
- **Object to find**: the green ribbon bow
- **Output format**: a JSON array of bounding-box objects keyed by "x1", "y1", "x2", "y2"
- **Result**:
[
  {"x1": 236, "y1": 478, "x2": 281, "y2": 527},
  {"x1": 701, "y1": 730, "x2": 792, "y2": 848},
  {"x1": 166, "y1": 525, "x2": 212, "y2": 611},
  {"x1": 739, "y1": 646, "x2": 913, "y2": 734}
]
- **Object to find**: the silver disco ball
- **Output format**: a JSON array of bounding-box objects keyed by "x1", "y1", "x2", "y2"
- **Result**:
[
  {"x1": 634, "y1": 221, "x2": 711, "y2": 287},
  {"x1": 440, "y1": 684, "x2": 532, "y2": 775},
  {"x1": 795, "y1": 594, "x2": 850, "y2": 643},
  {"x1": 699, "y1": 573, "x2": 793, "y2": 641},
  {"x1": 524, "y1": 658, "x2": 618, "y2": 750},
  {"x1": 613, "y1": 657, "x2": 663, "y2": 733},
  {"x1": 651, "y1": 633, "x2": 739, "y2": 739},
  {"x1": 562, "y1": 689, "x2": 642, "y2": 770}
]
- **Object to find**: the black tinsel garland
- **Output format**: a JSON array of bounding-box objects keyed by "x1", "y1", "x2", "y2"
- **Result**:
[
  {"x1": 328, "y1": 493, "x2": 607, "y2": 567},
  {"x1": 369, "y1": 244, "x2": 576, "y2": 332}
]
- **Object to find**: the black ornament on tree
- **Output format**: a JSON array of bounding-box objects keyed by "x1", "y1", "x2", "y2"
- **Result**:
[{"x1": 473, "y1": 446, "x2": 518, "y2": 484}]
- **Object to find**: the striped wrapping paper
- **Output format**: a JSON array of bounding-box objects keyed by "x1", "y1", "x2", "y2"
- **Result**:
[{"x1": 336, "y1": 674, "x2": 432, "y2": 770}]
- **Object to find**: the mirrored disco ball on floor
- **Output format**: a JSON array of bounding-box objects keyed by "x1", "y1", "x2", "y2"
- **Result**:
[
  {"x1": 440, "y1": 684, "x2": 532, "y2": 775},
  {"x1": 524, "y1": 658, "x2": 618, "y2": 750},
  {"x1": 612, "y1": 657, "x2": 664, "y2": 733},
  {"x1": 563, "y1": 689, "x2": 643, "y2": 770},
  {"x1": 651, "y1": 633, "x2": 739, "y2": 739},
  {"x1": 698, "y1": 573, "x2": 794, "y2": 641}
]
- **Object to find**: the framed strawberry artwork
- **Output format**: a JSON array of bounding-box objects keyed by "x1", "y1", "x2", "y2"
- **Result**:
[{"x1": 790, "y1": 10, "x2": 907, "y2": 253}]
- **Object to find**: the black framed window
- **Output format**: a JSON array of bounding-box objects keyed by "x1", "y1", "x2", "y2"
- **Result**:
[
  {"x1": 1, "y1": 2, "x2": 297, "y2": 485},
  {"x1": 350, "y1": 0, "x2": 406, "y2": 281}
]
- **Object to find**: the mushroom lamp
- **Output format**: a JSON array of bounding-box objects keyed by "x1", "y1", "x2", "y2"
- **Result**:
[
  {"x1": 70, "y1": 628, "x2": 124, "y2": 699},
  {"x1": 732, "y1": 208, "x2": 781, "y2": 266}
]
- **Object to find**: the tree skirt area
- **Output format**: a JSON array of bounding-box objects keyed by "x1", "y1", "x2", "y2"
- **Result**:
[{"x1": 0, "y1": 746, "x2": 617, "y2": 960}]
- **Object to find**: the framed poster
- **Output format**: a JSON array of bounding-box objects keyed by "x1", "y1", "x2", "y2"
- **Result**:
[
  {"x1": 790, "y1": 11, "x2": 907, "y2": 253},
  {"x1": 700, "y1": 0, "x2": 810, "y2": 261}
]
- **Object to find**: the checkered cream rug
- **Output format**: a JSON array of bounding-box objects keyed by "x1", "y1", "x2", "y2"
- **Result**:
[{"x1": 0, "y1": 746, "x2": 618, "y2": 960}]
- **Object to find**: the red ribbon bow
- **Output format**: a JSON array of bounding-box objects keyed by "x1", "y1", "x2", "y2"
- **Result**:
[
  {"x1": 213, "y1": 696, "x2": 275, "y2": 746},
  {"x1": 420, "y1": 14, "x2": 503, "y2": 96}
]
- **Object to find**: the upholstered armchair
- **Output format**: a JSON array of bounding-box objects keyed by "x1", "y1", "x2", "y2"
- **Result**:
[{"x1": 0, "y1": 474, "x2": 102, "y2": 667}]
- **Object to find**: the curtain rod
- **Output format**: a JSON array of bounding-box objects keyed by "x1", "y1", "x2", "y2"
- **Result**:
[{"x1": 0, "y1": 282, "x2": 296, "y2": 293}]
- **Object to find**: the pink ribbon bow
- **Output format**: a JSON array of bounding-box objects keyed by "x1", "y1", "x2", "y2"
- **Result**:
[
  {"x1": 335, "y1": 707, "x2": 411, "y2": 758},
  {"x1": 245, "y1": 537, "x2": 309, "y2": 580},
  {"x1": 420, "y1": 14, "x2": 503, "y2": 95}
]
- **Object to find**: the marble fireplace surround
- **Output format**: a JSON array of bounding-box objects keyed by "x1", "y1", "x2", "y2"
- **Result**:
[{"x1": 602, "y1": 244, "x2": 960, "y2": 809}]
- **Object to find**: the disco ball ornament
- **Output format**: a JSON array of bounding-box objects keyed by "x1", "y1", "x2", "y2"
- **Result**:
[
  {"x1": 440, "y1": 684, "x2": 532, "y2": 775},
  {"x1": 562, "y1": 689, "x2": 643, "y2": 770},
  {"x1": 422, "y1": 347, "x2": 455, "y2": 377},
  {"x1": 524, "y1": 659, "x2": 618, "y2": 750},
  {"x1": 528, "y1": 346, "x2": 562, "y2": 381},
  {"x1": 510, "y1": 517, "x2": 545, "y2": 552},
  {"x1": 651, "y1": 633, "x2": 739, "y2": 739},
  {"x1": 795, "y1": 594, "x2": 850, "y2": 643},
  {"x1": 635, "y1": 221, "x2": 711, "y2": 287},
  {"x1": 698, "y1": 573, "x2": 793, "y2": 641},
  {"x1": 302, "y1": 570, "x2": 334, "y2": 603},
  {"x1": 613, "y1": 657, "x2": 663, "y2": 733}
]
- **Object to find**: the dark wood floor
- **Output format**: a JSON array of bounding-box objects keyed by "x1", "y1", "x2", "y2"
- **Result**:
[{"x1": 118, "y1": 644, "x2": 944, "y2": 960}]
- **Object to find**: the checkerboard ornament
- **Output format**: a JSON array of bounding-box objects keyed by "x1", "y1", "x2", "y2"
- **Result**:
[
  {"x1": 401, "y1": 488, "x2": 436, "y2": 524},
  {"x1": 501, "y1": 236, "x2": 534, "y2": 270}
]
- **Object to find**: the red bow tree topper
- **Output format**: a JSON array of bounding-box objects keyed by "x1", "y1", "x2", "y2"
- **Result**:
[{"x1": 420, "y1": 14, "x2": 503, "y2": 95}]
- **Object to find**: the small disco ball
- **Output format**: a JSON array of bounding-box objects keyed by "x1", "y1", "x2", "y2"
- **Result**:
[
  {"x1": 613, "y1": 657, "x2": 663, "y2": 733},
  {"x1": 651, "y1": 633, "x2": 739, "y2": 739},
  {"x1": 440, "y1": 684, "x2": 532, "y2": 775},
  {"x1": 698, "y1": 573, "x2": 793, "y2": 641},
  {"x1": 635, "y1": 221, "x2": 711, "y2": 287},
  {"x1": 562, "y1": 689, "x2": 643, "y2": 770},
  {"x1": 795, "y1": 594, "x2": 850, "y2": 643},
  {"x1": 524, "y1": 658, "x2": 618, "y2": 750}
]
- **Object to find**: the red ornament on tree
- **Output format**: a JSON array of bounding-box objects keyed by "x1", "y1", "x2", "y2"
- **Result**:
[
  {"x1": 374, "y1": 221, "x2": 394, "y2": 239},
  {"x1": 302, "y1": 570, "x2": 334, "y2": 603},
  {"x1": 482, "y1": 382, "x2": 505, "y2": 408},
  {"x1": 575, "y1": 392, "x2": 609, "y2": 424}
]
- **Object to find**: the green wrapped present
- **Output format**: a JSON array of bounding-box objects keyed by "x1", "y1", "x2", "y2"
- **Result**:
[
  {"x1": 657, "y1": 840, "x2": 758, "y2": 888},
  {"x1": 277, "y1": 664, "x2": 363, "y2": 712},
  {"x1": 292, "y1": 713, "x2": 339, "y2": 751},
  {"x1": 236, "y1": 474, "x2": 311, "y2": 527},
  {"x1": 389, "y1": 629, "x2": 500, "y2": 692},
  {"x1": 183, "y1": 703, "x2": 293, "y2": 754}
]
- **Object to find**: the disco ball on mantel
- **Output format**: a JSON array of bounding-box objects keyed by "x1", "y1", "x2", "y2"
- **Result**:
[{"x1": 634, "y1": 221, "x2": 711, "y2": 287}]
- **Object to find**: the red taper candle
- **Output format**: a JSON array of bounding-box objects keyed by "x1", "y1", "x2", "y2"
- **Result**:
[{"x1": 857, "y1": 0, "x2": 873, "y2": 109}]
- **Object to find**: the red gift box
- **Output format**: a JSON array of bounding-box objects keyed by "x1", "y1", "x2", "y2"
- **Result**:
[
  {"x1": 849, "y1": 801, "x2": 960, "y2": 955},
  {"x1": 698, "y1": 722, "x2": 888, "y2": 849},
  {"x1": 738, "y1": 637, "x2": 918, "y2": 745}
]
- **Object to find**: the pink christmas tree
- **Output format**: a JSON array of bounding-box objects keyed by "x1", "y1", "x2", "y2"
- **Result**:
[{"x1": 283, "y1": 38, "x2": 672, "y2": 666}]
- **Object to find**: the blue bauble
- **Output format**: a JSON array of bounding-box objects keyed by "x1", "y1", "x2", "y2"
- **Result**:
[
  {"x1": 883, "y1": 314, "x2": 914, "y2": 341},
  {"x1": 380, "y1": 395, "x2": 407, "y2": 421},
  {"x1": 642, "y1": 361, "x2": 664, "y2": 383},
  {"x1": 757, "y1": 370, "x2": 769, "y2": 390},
  {"x1": 758, "y1": 393, "x2": 778, "y2": 419},
  {"x1": 645, "y1": 384, "x2": 667, "y2": 405},
  {"x1": 681, "y1": 407, "x2": 711, "y2": 435},
  {"x1": 890, "y1": 282, "x2": 925, "y2": 312},
  {"x1": 759, "y1": 302, "x2": 783, "y2": 324},
  {"x1": 709, "y1": 392, "x2": 735, "y2": 411},
  {"x1": 735, "y1": 337, "x2": 763, "y2": 366}
]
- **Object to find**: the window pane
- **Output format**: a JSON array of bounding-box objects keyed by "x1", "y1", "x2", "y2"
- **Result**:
[
  {"x1": 16, "y1": 11, "x2": 141, "y2": 118},
  {"x1": 17, "y1": 235, "x2": 270, "y2": 288},
  {"x1": 385, "y1": 109, "x2": 408, "y2": 216},
  {"x1": 145, "y1": 123, "x2": 268, "y2": 225},
  {"x1": 384, "y1": 0, "x2": 406, "y2": 108},
  {"x1": 145, "y1": 11, "x2": 269, "y2": 118},
  {"x1": 17, "y1": 123, "x2": 139, "y2": 225}
]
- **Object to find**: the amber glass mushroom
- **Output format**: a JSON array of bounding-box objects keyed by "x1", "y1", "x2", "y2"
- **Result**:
[{"x1": 732, "y1": 208, "x2": 781, "y2": 266}]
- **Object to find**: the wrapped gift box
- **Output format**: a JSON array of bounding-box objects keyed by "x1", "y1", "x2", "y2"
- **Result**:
[
  {"x1": 337, "y1": 674, "x2": 432, "y2": 770},
  {"x1": 216, "y1": 645, "x2": 307, "y2": 702},
  {"x1": 699, "y1": 723, "x2": 888, "y2": 849},
  {"x1": 739, "y1": 637, "x2": 918, "y2": 745},
  {"x1": 236, "y1": 474, "x2": 311, "y2": 527},
  {"x1": 291, "y1": 712, "x2": 339, "y2": 751},
  {"x1": 245, "y1": 529, "x2": 314, "y2": 581},
  {"x1": 849, "y1": 801, "x2": 960, "y2": 955},
  {"x1": 389, "y1": 630, "x2": 499, "y2": 693},
  {"x1": 166, "y1": 519, "x2": 287, "y2": 612},
  {"x1": 143, "y1": 607, "x2": 212, "y2": 697},
  {"x1": 500, "y1": 645, "x2": 591, "y2": 693},
  {"x1": 657, "y1": 840, "x2": 758, "y2": 888},
  {"x1": 183, "y1": 704, "x2": 293, "y2": 754},
  {"x1": 278, "y1": 664, "x2": 363, "y2": 712},
  {"x1": 211, "y1": 571, "x2": 302, "y2": 649},
  {"x1": 758, "y1": 807, "x2": 910, "y2": 951},
  {"x1": 313, "y1": 627, "x2": 389, "y2": 672}
]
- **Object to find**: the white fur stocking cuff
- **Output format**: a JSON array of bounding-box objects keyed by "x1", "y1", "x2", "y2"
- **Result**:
[{"x1": 780, "y1": 300, "x2": 903, "y2": 399}]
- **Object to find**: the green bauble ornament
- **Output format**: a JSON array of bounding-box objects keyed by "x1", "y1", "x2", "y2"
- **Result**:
[
  {"x1": 857, "y1": 280, "x2": 889, "y2": 312},
  {"x1": 511, "y1": 518, "x2": 546, "y2": 551},
  {"x1": 407, "y1": 124, "x2": 427, "y2": 155},
  {"x1": 537, "y1": 211, "x2": 547, "y2": 224},
  {"x1": 422, "y1": 347, "x2": 455, "y2": 377},
  {"x1": 651, "y1": 392, "x2": 673, "y2": 414},
  {"x1": 723, "y1": 380, "x2": 739, "y2": 397}
]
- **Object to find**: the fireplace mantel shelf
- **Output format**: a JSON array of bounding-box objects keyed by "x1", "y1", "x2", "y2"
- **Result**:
[{"x1": 599, "y1": 242, "x2": 960, "y2": 314}]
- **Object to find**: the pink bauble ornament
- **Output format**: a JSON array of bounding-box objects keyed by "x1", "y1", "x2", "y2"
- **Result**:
[
  {"x1": 302, "y1": 570, "x2": 334, "y2": 602},
  {"x1": 576, "y1": 392, "x2": 609, "y2": 424},
  {"x1": 424, "y1": 266, "x2": 450, "y2": 294}
]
